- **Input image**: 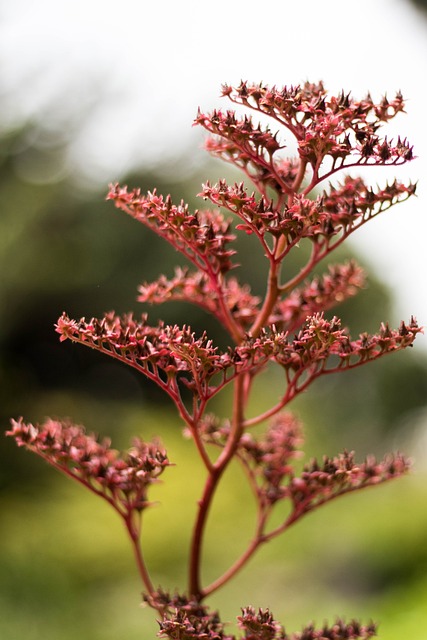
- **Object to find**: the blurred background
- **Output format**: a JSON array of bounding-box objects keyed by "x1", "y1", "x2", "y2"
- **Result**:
[{"x1": 1, "y1": 0, "x2": 427, "y2": 638}]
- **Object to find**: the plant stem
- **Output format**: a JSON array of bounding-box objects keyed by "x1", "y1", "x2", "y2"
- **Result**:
[
  {"x1": 189, "y1": 373, "x2": 247, "y2": 599},
  {"x1": 188, "y1": 469, "x2": 221, "y2": 599},
  {"x1": 249, "y1": 260, "x2": 280, "y2": 338},
  {"x1": 125, "y1": 514, "x2": 155, "y2": 600}
]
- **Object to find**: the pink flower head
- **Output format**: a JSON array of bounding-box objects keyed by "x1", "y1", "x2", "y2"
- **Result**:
[{"x1": 7, "y1": 418, "x2": 170, "y2": 515}]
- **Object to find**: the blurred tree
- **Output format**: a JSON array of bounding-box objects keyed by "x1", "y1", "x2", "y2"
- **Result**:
[{"x1": 406, "y1": 0, "x2": 427, "y2": 14}]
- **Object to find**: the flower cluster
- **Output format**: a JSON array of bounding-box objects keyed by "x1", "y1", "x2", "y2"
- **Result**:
[
  {"x1": 55, "y1": 311, "x2": 240, "y2": 410},
  {"x1": 237, "y1": 316, "x2": 421, "y2": 387},
  {"x1": 138, "y1": 268, "x2": 261, "y2": 330},
  {"x1": 198, "y1": 180, "x2": 324, "y2": 241},
  {"x1": 289, "y1": 619, "x2": 377, "y2": 640},
  {"x1": 213, "y1": 81, "x2": 412, "y2": 182},
  {"x1": 6, "y1": 417, "x2": 170, "y2": 516},
  {"x1": 154, "y1": 598, "x2": 377, "y2": 640},
  {"x1": 238, "y1": 607, "x2": 376, "y2": 640},
  {"x1": 198, "y1": 177, "x2": 415, "y2": 252},
  {"x1": 237, "y1": 607, "x2": 285, "y2": 640},
  {"x1": 236, "y1": 413, "x2": 303, "y2": 505},
  {"x1": 107, "y1": 185, "x2": 237, "y2": 276},
  {"x1": 55, "y1": 310, "x2": 421, "y2": 414},
  {"x1": 288, "y1": 451, "x2": 410, "y2": 517},
  {"x1": 270, "y1": 261, "x2": 365, "y2": 332},
  {"x1": 321, "y1": 176, "x2": 416, "y2": 237},
  {"x1": 157, "y1": 605, "x2": 228, "y2": 639}
]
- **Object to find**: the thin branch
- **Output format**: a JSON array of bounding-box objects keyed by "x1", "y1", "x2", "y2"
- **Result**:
[
  {"x1": 279, "y1": 242, "x2": 322, "y2": 294},
  {"x1": 202, "y1": 507, "x2": 269, "y2": 598},
  {"x1": 302, "y1": 156, "x2": 410, "y2": 196},
  {"x1": 124, "y1": 514, "x2": 156, "y2": 599},
  {"x1": 249, "y1": 259, "x2": 281, "y2": 337}
]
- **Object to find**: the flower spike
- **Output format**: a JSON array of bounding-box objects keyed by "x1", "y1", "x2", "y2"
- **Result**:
[{"x1": 8, "y1": 80, "x2": 422, "y2": 636}]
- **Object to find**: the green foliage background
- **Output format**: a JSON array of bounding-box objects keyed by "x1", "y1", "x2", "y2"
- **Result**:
[{"x1": 1, "y1": 121, "x2": 427, "y2": 639}]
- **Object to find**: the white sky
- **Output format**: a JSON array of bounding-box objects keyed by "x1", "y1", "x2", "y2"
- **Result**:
[{"x1": 1, "y1": 0, "x2": 426, "y2": 346}]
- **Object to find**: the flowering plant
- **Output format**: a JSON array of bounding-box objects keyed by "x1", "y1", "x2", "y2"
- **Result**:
[{"x1": 7, "y1": 81, "x2": 421, "y2": 638}]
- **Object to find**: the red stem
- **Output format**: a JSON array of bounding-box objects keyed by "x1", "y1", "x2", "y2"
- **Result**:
[
  {"x1": 124, "y1": 513, "x2": 156, "y2": 599},
  {"x1": 189, "y1": 373, "x2": 247, "y2": 599},
  {"x1": 279, "y1": 242, "x2": 322, "y2": 293},
  {"x1": 249, "y1": 259, "x2": 281, "y2": 338},
  {"x1": 31, "y1": 453, "x2": 159, "y2": 610}
]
